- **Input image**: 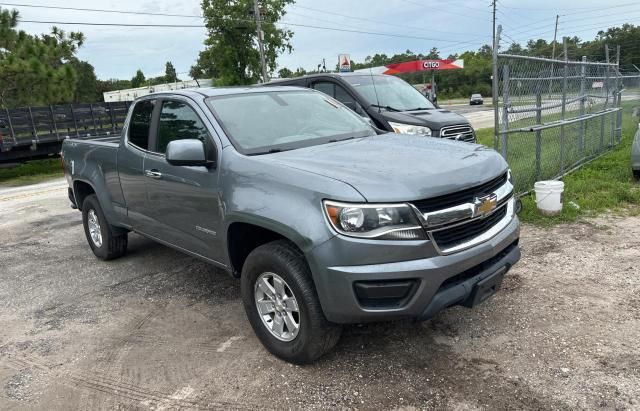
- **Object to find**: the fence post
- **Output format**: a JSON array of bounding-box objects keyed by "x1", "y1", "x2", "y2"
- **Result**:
[
  {"x1": 27, "y1": 106, "x2": 39, "y2": 143},
  {"x1": 89, "y1": 103, "x2": 97, "y2": 135},
  {"x1": 610, "y1": 46, "x2": 616, "y2": 147},
  {"x1": 579, "y1": 56, "x2": 586, "y2": 157},
  {"x1": 535, "y1": 92, "x2": 542, "y2": 180},
  {"x1": 615, "y1": 44, "x2": 622, "y2": 144},
  {"x1": 601, "y1": 44, "x2": 609, "y2": 149},
  {"x1": 500, "y1": 64, "x2": 510, "y2": 159},
  {"x1": 69, "y1": 104, "x2": 80, "y2": 138},
  {"x1": 560, "y1": 38, "x2": 568, "y2": 176},
  {"x1": 4, "y1": 108, "x2": 17, "y2": 145},
  {"x1": 49, "y1": 105, "x2": 59, "y2": 141},
  {"x1": 108, "y1": 102, "x2": 116, "y2": 133}
]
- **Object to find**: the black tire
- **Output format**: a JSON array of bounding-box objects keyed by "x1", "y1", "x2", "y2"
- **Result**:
[
  {"x1": 241, "y1": 240, "x2": 342, "y2": 364},
  {"x1": 634, "y1": 170, "x2": 640, "y2": 180},
  {"x1": 82, "y1": 194, "x2": 128, "y2": 260}
]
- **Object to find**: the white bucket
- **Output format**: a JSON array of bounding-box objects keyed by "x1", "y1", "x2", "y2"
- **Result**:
[{"x1": 534, "y1": 180, "x2": 564, "y2": 215}]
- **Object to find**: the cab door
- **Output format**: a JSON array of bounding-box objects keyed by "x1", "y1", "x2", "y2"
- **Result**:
[
  {"x1": 140, "y1": 97, "x2": 225, "y2": 264},
  {"x1": 117, "y1": 98, "x2": 157, "y2": 229}
]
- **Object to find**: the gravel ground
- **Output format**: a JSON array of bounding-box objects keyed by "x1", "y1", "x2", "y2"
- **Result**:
[{"x1": 0, "y1": 179, "x2": 638, "y2": 410}]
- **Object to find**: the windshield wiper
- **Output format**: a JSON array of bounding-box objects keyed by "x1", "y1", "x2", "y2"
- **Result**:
[
  {"x1": 369, "y1": 104, "x2": 401, "y2": 112},
  {"x1": 328, "y1": 136, "x2": 355, "y2": 143},
  {"x1": 248, "y1": 148, "x2": 290, "y2": 156},
  {"x1": 406, "y1": 107, "x2": 433, "y2": 111}
]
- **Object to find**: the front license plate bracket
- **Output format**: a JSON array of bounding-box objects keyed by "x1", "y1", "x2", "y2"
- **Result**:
[{"x1": 464, "y1": 266, "x2": 507, "y2": 308}]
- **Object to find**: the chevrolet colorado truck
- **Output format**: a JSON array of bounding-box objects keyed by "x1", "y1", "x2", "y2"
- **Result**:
[{"x1": 61, "y1": 87, "x2": 520, "y2": 364}]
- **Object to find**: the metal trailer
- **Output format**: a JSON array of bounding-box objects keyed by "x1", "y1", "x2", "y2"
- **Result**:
[{"x1": 0, "y1": 101, "x2": 131, "y2": 164}]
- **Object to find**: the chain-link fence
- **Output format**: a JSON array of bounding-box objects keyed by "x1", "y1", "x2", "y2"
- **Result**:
[{"x1": 493, "y1": 46, "x2": 638, "y2": 195}]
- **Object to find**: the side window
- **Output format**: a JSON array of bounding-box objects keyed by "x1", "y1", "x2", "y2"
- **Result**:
[
  {"x1": 312, "y1": 82, "x2": 334, "y2": 97},
  {"x1": 128, "y1": 100, "x2": 155, "y2": 150},
  {"x1": 334, "y1": 85, "x2": 356, "y2": 107},
  {"x1": 156, "y1": 100, "x2": 210, "y2": 154}
]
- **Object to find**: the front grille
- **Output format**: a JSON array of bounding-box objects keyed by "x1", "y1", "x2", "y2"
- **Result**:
[
  {"x1": 440, "y1": 124, "x2": 475, "y2": 142},
  {"x1": 431, "y1": 205, "x2": 508, "y2": 250},
  {"x1": 411, "y1": 172, "x2": 508, "y2": 213}
]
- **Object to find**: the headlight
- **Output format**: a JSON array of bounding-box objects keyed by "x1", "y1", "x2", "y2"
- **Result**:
[
  {"x1": 388, "y1": 121, "x2": 432, "y2": 136},
  {"x1": 323, "y1": 201, "x2": 426, "y2": 240}
]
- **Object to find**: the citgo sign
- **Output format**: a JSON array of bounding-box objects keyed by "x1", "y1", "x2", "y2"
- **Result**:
[{"x1": 355, "y1": 59, "x2": 464, "y2": 75}]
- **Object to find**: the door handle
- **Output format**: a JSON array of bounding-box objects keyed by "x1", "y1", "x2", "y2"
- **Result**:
[{"x1": 144, "y1": 169, "x2": 162, "y2": 179}]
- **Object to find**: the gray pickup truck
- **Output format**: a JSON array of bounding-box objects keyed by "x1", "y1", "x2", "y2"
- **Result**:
[{"x1": 61, "y1": 86, "x2": 520, "y2": 363}]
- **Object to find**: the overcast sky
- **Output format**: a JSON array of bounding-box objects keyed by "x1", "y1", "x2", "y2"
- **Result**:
[{"x1": 9, "y1": 0, "x2": 639, "y2": 80}]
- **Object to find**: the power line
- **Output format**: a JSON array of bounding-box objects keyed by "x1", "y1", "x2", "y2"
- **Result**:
[
  {"x1": 4, "y1": 1, "x2": 492, "y2": 42},
  {"x1": 286, "y1": 8, "x2": 476, "y2": 37},
  {"x1": 0, "y1": 2, "x2": 201, "y2": 18},
  {"x1": 18, "y1": 19, "x2": 481, "y2": 44},
  {"x1": 499, "y1": 1, "x2": 637, "y2": 11},
  {"x1": 505, "y1": 11, "x2": 640, "y2": 40},
  {"x1": 1, "y1": 1, "x2": 491, "y2": 39},
  {"x1": 396, "y1": 0, "x2": 492, "y2": 22},
  {"x1": 506, "y1": 15, "x2": 640, "y2": 43}
]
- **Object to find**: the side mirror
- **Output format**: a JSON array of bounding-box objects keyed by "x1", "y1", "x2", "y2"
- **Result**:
[{"x1": 166, "y1": 139, "x2": 211, "y2": 167}]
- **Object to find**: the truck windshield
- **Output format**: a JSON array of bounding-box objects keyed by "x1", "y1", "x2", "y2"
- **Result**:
[
  {"x1": 206, "y1": 90, "x2": 376, "y2": 155},
  {"x1": 342, "y1": 75, "x2": 436, "y2": 111}
]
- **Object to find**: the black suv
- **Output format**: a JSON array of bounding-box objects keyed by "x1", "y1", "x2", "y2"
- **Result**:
[{"x1": 268, "y1": 73, "x2": 476, "y2": 142}]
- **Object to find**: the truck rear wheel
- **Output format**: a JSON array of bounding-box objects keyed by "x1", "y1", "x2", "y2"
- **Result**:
[
  {"x1": 82, "y1": 194, "x2": 128, "y2": 260},
  {"x1": 241, "y1": 240, "x2": 341, "y2": 364}
]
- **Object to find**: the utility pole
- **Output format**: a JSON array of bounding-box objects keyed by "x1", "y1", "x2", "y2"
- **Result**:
[
  {"x1": 492, "y1": 1, "x2": 497, "y2": 59},
  {"x1": 491, "y1": 0, "x2": 500, "y2": 149},
  {"x1": 253, "y1": 0, "x2": 268, "y2": 83},
  {"x1": 548, "y1": 14, "x2": 559, "y2": 96},
  {"x1": 551, "y1": 15, "x2": 559, "y2": 61}
]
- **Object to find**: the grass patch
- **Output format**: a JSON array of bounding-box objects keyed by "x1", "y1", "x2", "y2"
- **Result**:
[
  {"x1": 0, "y1": 158, "x2": 63, "y2": 187},
  {"x1": 475, "y1": 103, "x2": 640, "y2": 225}
]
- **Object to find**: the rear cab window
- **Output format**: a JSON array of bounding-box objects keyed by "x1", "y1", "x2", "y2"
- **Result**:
[{"x1": 128, "y1": 100, "x2": 155, "y2": 150}]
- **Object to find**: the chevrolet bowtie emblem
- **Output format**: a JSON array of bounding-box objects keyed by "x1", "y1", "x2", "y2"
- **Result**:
[{"x1": 475, "y1": 194, "x2": 498, "y2": 217}]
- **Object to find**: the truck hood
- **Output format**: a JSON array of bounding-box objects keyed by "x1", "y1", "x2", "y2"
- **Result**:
[
  {"x1": 268, "y1": 133, "x2": 508, "y2": 202},
  {"x1": 380, "y1": 109, "x2": 470, "y2": 131}
]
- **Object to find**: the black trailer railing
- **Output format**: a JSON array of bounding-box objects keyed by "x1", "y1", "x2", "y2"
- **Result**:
[{"x1": 0, "y1": 101, "x2": 131, "y2": 163}]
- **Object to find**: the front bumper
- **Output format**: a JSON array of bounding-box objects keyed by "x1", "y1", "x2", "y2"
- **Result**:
[{"x1": 307, "y1": 215, "x2": 520, "y2": 324}]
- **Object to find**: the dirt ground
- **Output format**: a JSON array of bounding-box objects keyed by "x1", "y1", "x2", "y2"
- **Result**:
[{"x1": 0, "y1": 179, "x2": 638, "y2": 410}]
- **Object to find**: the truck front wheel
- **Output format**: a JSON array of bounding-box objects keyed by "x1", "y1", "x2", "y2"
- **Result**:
[
  {"x1": 82, "y1": 194, "x2": 128, "y2": 260},
  {"x1": 241, "y1": 240, "x2": 341, "y2": 364}
]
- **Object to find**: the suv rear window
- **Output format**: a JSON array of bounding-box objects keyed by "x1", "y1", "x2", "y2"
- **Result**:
[{"x1": 128, "y1": 100, "x2": 155, "y2": 150}]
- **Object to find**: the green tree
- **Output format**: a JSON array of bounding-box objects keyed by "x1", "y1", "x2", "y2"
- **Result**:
[
  {"x1": 579, "y1": 24, "x2": 639, "y2": 68},
  {"x1": 165, "y1": 61, "x2": 178, "y2": 83},
  {"x1": 131, "y1": 69, "x2": 146, "y2": 88},
  {"x1": 277, "y1": 67, "x2": 293, "y2": 78},
  {"x1": 71, "y1": 59, "x2": 100, "y2": 103},
  {"x1": 425, "y1": 47, "x2": 440, "y2": 59},
  {"x1": 0, "y1": 8, "x2": 85, "y2": 108},
  {"x1": 191, "y1": 0, "x2": 295, "y2": 85},
  {"x1": 97, "y1": 78, "x2": 133, "y2": 100}
]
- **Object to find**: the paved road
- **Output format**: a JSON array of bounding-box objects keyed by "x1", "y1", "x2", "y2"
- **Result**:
[
  {"x1": 444, "y1": 104, "x2": 494, "y2": 129},
  {"x1": 1, "y1": 180, "x2": 639, "y2": 410}
]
